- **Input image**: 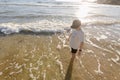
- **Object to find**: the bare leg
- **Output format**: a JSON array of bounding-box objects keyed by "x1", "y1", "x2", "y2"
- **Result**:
[
  {"x1": 78, "y1": 50, "x2": 81, "y2": 56},
  {"x1": 71, "y1": 53, "x2": 75, "y2": 62},
  {"x1": 78, "y1": 42, "x2": 84, "y2": 56}
]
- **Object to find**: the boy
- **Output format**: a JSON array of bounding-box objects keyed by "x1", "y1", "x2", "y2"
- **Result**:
[{"x1": 68, "y1": 19, "x2": 84, "y2": 61}]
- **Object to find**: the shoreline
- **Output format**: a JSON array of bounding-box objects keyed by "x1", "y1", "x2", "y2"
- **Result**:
[
  {"x1": 0, "y1": 34, "x2": 120, "y2": 80},
  {"x1": 0, "y1": 30, "x2": 63, "y2": 37}
]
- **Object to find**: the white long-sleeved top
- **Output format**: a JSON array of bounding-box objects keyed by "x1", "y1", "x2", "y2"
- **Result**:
[{"x1": 69, "y1": 29, "x2": 84, "y2": 49}]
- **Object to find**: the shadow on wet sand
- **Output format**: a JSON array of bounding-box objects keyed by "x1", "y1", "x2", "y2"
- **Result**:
[{"x1": 65, "y1": 58, "x2": 74, "y2": 80}]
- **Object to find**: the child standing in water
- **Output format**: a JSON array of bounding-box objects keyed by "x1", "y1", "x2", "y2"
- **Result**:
[{"x1": 69, "y1": 19, "x2": 84, "y2": 61}]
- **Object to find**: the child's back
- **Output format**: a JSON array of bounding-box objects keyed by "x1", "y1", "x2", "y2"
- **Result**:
[
  {"x1": 70, "y1": 29, "x2": 84, "y2": 49},
  {"x1": 69, "y1": 19, "x2": 84, "y2": 61}
]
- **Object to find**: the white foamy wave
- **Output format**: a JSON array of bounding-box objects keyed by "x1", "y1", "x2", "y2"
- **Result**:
[
  {"x1": 96, "y1": 35, "x2": 108, "y2": 41},
  {"x1": 94, "y1": 59, "x2": 103, "y2": 74},
  {"x1": 0, "y1": 20, "x2": 69, "y2": 35},
  {"x1": 111, "y1": 55, "x2": 120, "y2": 65},
  {"x1": 82, "y1": 17, "x2": 120, "y2": 26}
]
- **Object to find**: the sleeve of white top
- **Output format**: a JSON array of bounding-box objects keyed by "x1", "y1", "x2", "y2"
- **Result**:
[{"x1": 79, "y1": 31, "x2": 84, "y2": 42}]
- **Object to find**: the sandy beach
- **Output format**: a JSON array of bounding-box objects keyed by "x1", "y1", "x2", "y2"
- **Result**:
[
  {"x1": 0, "y1": 34, "x2": 119, "y2": 80},
  {"x1": 0, "y1": 0, "x2": 120, "y2": 80}
]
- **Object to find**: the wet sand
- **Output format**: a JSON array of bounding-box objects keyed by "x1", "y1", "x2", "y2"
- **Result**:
[{"x1": 0, "y1": 34, "x2": 120, "y2": 80}]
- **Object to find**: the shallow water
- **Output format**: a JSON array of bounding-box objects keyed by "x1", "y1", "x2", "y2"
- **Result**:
[
  {"x1": 0, "y1": 0, "x2": 120, "y2": 80},
  {"x1": 0, "y1": 34, "x2": 120, "y2": 80}
]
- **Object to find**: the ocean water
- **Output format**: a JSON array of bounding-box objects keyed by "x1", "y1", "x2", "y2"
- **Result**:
[
  {"x1": 0, "y1": 0, "x2": 120, "y2": 80},
  {"x1": 0, "y1": 0, "x2": 120, "y2": 61},
  {"x1": 0, "y1": 0, "x2": 120, "y2": 34}
]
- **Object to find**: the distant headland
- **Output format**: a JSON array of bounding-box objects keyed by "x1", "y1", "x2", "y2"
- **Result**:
[{"x1": 97, "y1": 0, "x2": 120, "y2": 5}]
